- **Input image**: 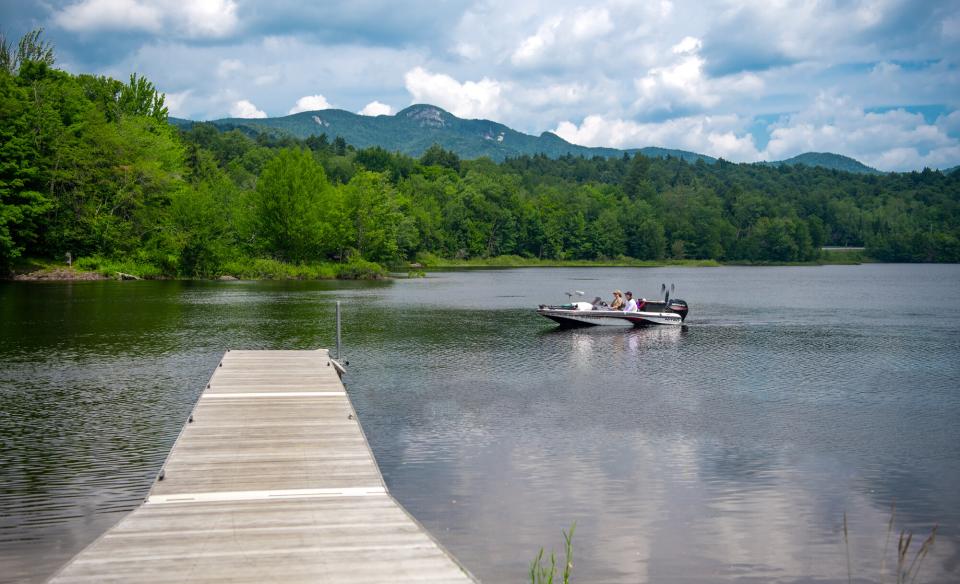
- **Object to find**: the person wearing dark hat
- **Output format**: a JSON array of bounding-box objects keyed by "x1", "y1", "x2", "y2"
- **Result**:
[
  {"x1": 624, "y1": 291, "x2": 638, "y2": 312},
  {"x1": 610, "y1": 290, "x2": 624, "y2": 310}
]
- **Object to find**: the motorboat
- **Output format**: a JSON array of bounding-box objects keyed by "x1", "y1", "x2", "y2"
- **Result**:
[{"x1": 537, "y1": 288, "x2": 689, "y2": 327}]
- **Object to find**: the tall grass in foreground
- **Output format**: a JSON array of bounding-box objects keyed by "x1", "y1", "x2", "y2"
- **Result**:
[
  {"x1": 530, "y1": 523, "x2": 575, "y2": 584},
  {"x1": 843, "y1": 501, "x2": 938, "y2": 584}
]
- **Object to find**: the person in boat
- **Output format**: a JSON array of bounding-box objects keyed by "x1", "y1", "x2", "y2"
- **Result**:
[
  {"x1": 623, "y1": 291, "x2": 638, "y2": 312},
  {"x1": 610, "y1": 290, "x2": 624, "y2": 310}
]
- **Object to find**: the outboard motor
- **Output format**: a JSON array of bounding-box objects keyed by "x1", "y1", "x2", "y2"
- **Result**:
[{"x1": 667, "y1": 299, "x2": 689, "y2": 321}]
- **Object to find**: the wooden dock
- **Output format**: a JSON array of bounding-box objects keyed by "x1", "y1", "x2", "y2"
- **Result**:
[{"x1": 49, "y1": 349, "x2": 477, "y2": 583}]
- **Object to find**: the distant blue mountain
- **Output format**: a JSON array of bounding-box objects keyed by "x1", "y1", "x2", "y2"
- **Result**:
[
  {"x1": 762, "y1": 152, "x2": 881, "y2": 174},
  {"x1": 171, "y1": 104, "x2": 883, "y2": 173}
]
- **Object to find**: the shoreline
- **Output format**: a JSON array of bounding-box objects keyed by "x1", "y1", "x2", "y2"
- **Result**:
[
  {"x1": 10, "y1": 267, "x2": 109, "y2": 281},
  {"x1": 5, "y1": 254, "x2": 877, "y2": 282},
  {"x1": 418, "y1": 258, "x2": 869, "y2": 270}
]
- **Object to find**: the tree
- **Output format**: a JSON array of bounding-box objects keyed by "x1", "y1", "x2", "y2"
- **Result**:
[
  {"x1": 305, "y1": 133, "x2": 329, "y2": 151},
  {"x1": 249, "y1": 148, "x2": 332, "y2": 262},
  {"x1": 420, "y1": 143, "x2": 461, "y2": 172},
  {"x1": 167, "y1": 177, "x2": 236, "y2": 277},
  {"x1": 0, "y1": 71, "x2": 50, "y2": 265},
  {"x1": 0, "y1": 28, "x2": 55, "y2": 75},
  {"x1": 342, "y1": 171, "x2": 403, "y2": 262},
  {"x1": 587, "y1": 208, "x2": 626, "y2": 258},
  {"x1": 622, "y1": 200, "x2": 666, "y2": 260},
  {"x1": 118, "y1": 73, "x2": 168, "y2": 123},
  {"x1": 622, "y1": 154, "x2": 653, "y2": 200}
]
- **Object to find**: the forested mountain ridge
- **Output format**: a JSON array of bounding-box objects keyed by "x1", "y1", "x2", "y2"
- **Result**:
[
  {"x1": 172, "y1": 104, "x2": 715, "y2": 163},
  {"x1": 173, "y1": 104, "x2": 885, "y2": 173},
  {"x1": 3, "y1": 30, "x2": 959, "y2": 279},
  {"x1": 763, "y1": 152, "x2": 881, "y2": 174}
]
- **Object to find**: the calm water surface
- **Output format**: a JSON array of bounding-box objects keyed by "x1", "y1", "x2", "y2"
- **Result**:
[{"x1": 1, "y1": 265, "x2": 959, "y2": 583}]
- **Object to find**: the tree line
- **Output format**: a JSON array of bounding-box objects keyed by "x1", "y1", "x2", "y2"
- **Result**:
[{"x1": 2, "y1": 30, "x2": 958, "y2": 277}]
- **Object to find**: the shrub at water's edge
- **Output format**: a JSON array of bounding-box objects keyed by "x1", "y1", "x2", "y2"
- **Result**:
[
  {"x1": 219, "y1": 257, "x2": 385, "y2": 280},
  {"x1": 74, "y1": 255, "x2": 166, "y2": 279},
  {"x1": 5, "y1": 249, "x2": 870, "y2": 281},
  {"x1": 9, "y1": 255, "x2": 386, "y2": 281},
  {"x1": 412, "y1": 252, "x2": 721, "y2": 269},
  {"x1": 409, "y1": 251, "x2": 871, "y2": 268}
]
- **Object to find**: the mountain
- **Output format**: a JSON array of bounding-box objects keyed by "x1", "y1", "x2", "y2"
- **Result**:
[
  {"x1": 173, "y1": 104, "x2": 880, "y2": 173},
  {"x1": 178, "y1": 104, "x2": 713, "y2": 163},
  {"x1": 944, "y1": 165, "x2": 959, "y2": 174},
  {"x1": 763, "y1": 152, "x2": 882, "y2": 174}
]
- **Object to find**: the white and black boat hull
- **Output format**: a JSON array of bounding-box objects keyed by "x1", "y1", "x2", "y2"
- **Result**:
[{"x1": 537, "y1": 308, "x2": 684, "y2": 327}]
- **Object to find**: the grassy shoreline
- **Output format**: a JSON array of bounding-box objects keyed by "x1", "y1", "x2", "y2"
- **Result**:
[
  {"x1": 413, "y1": 255, "x2": 722, "y2": 269},
  {"x1": 412, "y1": 251, "x2": 870, "y2": 270},
  {"x1": 5, "y1": 251, "x2": 872, "y2": 281},
  {"x1": 6, "y1": 256, "x2": 387, "y2": 281}
]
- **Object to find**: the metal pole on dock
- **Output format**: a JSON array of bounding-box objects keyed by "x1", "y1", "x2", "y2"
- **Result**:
[{"x1": 335, "y1": 300, "x2": 342, "y2": 361}]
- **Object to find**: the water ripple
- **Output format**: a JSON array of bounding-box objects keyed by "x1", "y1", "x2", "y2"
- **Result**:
[{"x1": 2, "y1": 265, "x2": 959, "y2": 583}]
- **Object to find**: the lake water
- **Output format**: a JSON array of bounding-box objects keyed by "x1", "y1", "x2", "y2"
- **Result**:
[{"x1": 1, "y1": 264, "x2": 958, "y2": 583}]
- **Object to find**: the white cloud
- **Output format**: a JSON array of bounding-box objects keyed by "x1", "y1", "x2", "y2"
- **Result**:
[
  {"x1": 517, "y1": 82, "x2": 588, "y2": 108},
  {"x1": 53, "y1": 0, "x2": 237, "y2": 38},
  {"x1": 869, "y1": 146, "x2": 960, "y2": 172},
  {"x1": 404, "y1": 67, "x2": 505, "y2": 119},
  {"x1": 178, "y1": 0, "x2": 238, "y2": 38},
  {"x1": 44, "y1": 0, "x2": 959, "y2": 171},
  {"x1": 672, "y1": 36, "x2": 701, "y2": 54},
  {"x1": 510, "y1": 7, "x2": 613, "y2": 67},
  {"x1": 555, "y1": 95, "x2": 960, "y2": 171},
  {"x1": 634, "y1": 40, "x2": 716, "y2": 112},
  {"x1": 712, "y1": 71, "x2": 765, "y2": 95},
  {"x1": 55, "y1": 0, "x2": 162, "y2": 33},
  {"x1": 453, "y1": 42, "x2": 481, "y2": 60},
  {"x1": 254, "y1": 73, "x2": 280, "y2": 86},
  {"x1": 706, "y1": 1, "x2": 881, "y2": 63},
  {"x1": 944, "y1": 13, "x2": 960, "y2": 42},
  {"x1": 570, "y1": 7, "x2": 614, "y2": 40},
  {"x1": 100, "y1": 36, "x2": 423, "y2": 121},
  {"x1": 870, "y1": 60, "x2": 901, "y2": 78},
  {"x1": 937, "y1": 110, "x2": 960, "y2": 135},
  {"x1": 358, "y1": 101, "x2": 393, "y2": 116},
  {"x1": 511, "y1": 16, "x2": 562, "y2": 65},
  {"x1": 633, "y1": 36, "x2": 766, "y2": 115},
  {"x1": 763, "y1": 95, "x2": 960, "y2": 170},
  {"x1": 216, "y1": 59, "x2": 243, "y2": 79},
  {"x1": 288, "y1": 94, "x2": 333, "y2": 114},
  {"x1": 163, "y1": 90, "x2": 191, "y2": 117},
  {"x1": 230, "y1": 99, "x2": 267, "y2": 118},
  {"x1": 554, "y1": 114, "x2": 761, "y2": 162}
]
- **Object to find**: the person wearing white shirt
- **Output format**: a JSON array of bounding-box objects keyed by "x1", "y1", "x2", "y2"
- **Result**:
[{"x1": 623, "y1": 291, "x2": 638, "y2": 312}]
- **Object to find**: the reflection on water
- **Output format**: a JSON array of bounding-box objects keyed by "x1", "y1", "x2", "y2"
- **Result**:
[{"x1": 1, "y1": 265, "x2": 959, "y2": 583}]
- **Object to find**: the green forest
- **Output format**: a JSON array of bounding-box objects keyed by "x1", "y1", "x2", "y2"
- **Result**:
[{"x1": 2, "y1": 31, "x2": 958, "y2": 279}]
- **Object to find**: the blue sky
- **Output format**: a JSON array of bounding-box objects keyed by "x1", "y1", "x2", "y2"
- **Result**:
[{"x1": 3, "y1": 0, "x2": 959, "y2": 171}]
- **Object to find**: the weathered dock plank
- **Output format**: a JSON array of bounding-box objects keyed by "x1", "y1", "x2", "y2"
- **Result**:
[{"x1": 48, "y1": 349, "x2": 476, "y2": 583}]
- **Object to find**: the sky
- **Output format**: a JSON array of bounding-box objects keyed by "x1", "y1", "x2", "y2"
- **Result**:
[{"x1": 2, "y1": 0, "x2": 959, "y2": 171}]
